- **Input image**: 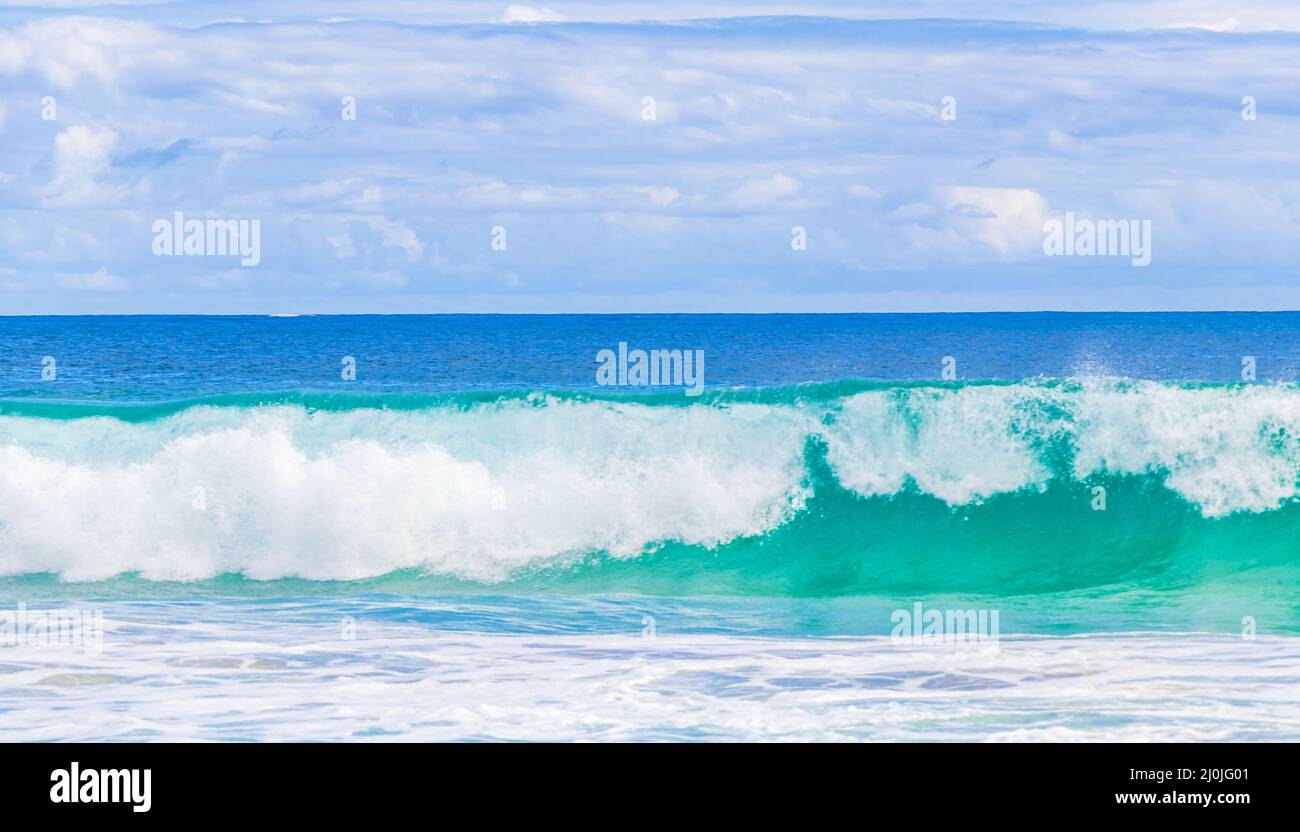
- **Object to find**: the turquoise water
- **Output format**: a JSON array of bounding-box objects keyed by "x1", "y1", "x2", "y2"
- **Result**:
[
  {"x1": 2, "y1": 313, "x2": 1298, "y2": 739},
  {"x1": 0, "y1": 376, "x2": 1297, "y2": 635}
]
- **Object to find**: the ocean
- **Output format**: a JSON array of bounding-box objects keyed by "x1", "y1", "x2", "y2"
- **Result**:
[{"x1": 1, "y1": 313, "x2": 1298, "y2": 740}]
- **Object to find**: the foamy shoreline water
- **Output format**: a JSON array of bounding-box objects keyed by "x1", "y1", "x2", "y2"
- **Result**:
[{"x1": 1, "y1": 600, "x2": 1296, "y2": 742}]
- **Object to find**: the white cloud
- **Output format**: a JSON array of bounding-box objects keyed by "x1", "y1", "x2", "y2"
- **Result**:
[
  {"x1": 326, "y1": 229, "x2": 357, "y2": 258},
  {"x1": 939, "y1": 187, "x2": 1049, "y2": 257},
  {"x1": 3, "y1": 9, "x2": 1300, "y2": 311},
  {"x1": 281, "y1": 179, "x2": 385, "y2": 210},
  {"x1": 725, "y1": 174, "x2": 801, "y2": 211},
  {"x1": 0, "y1": 18, "x2": 158, "y2": 89},
  {"x1": 500, "y1": 5, "x2": 566, "y2": 24},
  {"x1": 43, "y1": 124, "x2": 119, "y2": 207},
  {"x1": 634, "y1": 186, "x2": 680, "y2": 207},
  {"x1": 456, "y1": 180, "x2": 565, "y2": 208},
  {"x1": 364, "y1": 217, "x2": 423, "y2": 258}
]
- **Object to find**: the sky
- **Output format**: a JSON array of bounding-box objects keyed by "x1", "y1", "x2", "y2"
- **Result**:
[{"x1": 1, "y1": 1, "x2": 1299, "y2": 313}]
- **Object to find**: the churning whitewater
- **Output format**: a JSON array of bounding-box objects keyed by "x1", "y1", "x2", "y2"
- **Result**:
[{"x1": 2, "y1": 378, "x2": 1300, "y2": 589}]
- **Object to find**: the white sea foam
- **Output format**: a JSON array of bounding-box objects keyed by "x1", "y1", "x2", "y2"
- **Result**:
[
  {"x1": 0, "y1": 600, "x2": 1295, "y2": 741},
  {"x1": 822, "y1": 385, "x2": 1054, "y2": 504},
  {"x1": 3, "y1": 382, "x2": 1300, "y2": 581},
  {"x1": 0, "y1": 400, "x2": 811, "y2": 581},
  {"x1": 822, "y1": 381, "x2": 1300, "y2": 515},
  {"x1": 1070, "y1": 380, "x2": 1300, "y2": 516}
]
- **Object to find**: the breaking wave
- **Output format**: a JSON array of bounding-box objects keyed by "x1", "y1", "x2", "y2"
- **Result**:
[{"x1": 2, "y1": 379, "x2": 1299, "y2": 597}]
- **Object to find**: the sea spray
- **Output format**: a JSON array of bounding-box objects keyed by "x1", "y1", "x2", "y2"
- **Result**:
[{"x1": 0, "y1": 380, "x2": 1298, "y2": 603}]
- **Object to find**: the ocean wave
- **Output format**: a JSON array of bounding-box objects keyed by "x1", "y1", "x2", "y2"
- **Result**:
[{"x1": 1, "y1": 379, "x2": 1299, "y2": 584}]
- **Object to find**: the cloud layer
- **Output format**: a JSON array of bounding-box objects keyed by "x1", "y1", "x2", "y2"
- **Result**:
[{"x1": 1, "y1": 4, "x2": 1299, "y2": 312}]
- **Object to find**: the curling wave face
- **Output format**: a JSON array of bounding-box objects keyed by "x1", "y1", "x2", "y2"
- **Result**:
[{"x1": 1, "y1": 379, "x2": 1299, "y2": 606}]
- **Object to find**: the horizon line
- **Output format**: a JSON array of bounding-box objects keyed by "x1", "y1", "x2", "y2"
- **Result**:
[{"x1": 4, "y1": 309, "x2": 1300, "y2": 318}]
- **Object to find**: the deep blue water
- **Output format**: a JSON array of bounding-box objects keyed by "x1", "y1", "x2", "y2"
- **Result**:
[{"x1": 1, "y1": 312, "x2": 1297, "y2": 399}]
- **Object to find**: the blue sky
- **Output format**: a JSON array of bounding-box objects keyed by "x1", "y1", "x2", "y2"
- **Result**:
[{"x1": 1, "y1": 1, "x2": 1299, "y2": 313}]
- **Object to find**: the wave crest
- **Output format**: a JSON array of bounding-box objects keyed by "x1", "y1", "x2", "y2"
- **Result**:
[{"x1": 2, "y1": 379, "x2": 1300, "y2": 581}]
